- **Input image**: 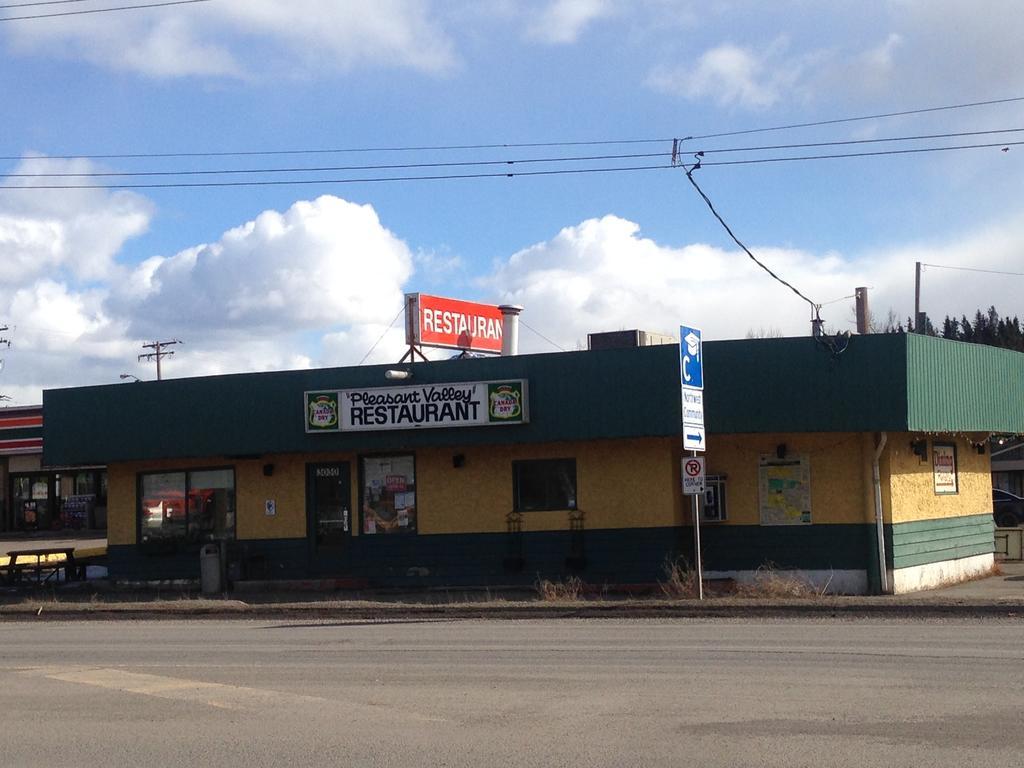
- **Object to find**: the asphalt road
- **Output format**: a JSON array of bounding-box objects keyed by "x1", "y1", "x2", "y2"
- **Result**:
[{"x1": 2, "y1": 618, "x2": 1023, "y2": 767}]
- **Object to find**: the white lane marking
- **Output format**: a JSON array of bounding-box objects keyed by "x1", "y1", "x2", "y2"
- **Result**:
[{"x1": 13, "y1": 666, "x2": 446, "y2": 721}]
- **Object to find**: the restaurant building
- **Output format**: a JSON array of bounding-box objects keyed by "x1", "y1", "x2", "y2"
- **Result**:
[{"x1": 41, "y1": 333, "x2": 1024, "y2": 593}]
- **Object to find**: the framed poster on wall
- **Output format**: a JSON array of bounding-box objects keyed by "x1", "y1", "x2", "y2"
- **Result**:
[
  {"x1": 758, "y1": 453, "x2": 811, "y2": 525},
  {"x1": 933, "y1": 443, "x2": 958, "y2": 494}
]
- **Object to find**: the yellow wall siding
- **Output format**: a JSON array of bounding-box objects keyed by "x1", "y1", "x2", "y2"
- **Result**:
[
  {"x1": 416, "y1": 437, "x2": 681, "y2": 534},
  {"x1": 705, "y1": 433, "x2": 868, "y2": 525},
  {"x1": 104, "y1": 438, "x2": 682, "y2": 544},
  {"x1": 887, "y1": 433, "x2": 993, "y2": 523},
  {"x1": 106, "y1": 464, "x2": 137, "y2": 546}
]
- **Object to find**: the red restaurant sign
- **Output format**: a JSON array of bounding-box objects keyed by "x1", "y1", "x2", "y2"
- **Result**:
[{"x1": 406, "y1": 293, "x2": 504, "y2": 354}]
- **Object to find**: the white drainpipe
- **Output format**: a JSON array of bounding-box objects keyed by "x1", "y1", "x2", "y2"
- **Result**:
[
  {"x1": 872, "y1": 432, "x2": 889, "y2": 594},
  {"x1": 498, "y1": 305, "x2": 524, "y2": 356}
]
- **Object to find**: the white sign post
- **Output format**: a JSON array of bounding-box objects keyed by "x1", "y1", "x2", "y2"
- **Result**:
[{"x1": 680, "y1": 324, "x2": 705, "y2": 600}]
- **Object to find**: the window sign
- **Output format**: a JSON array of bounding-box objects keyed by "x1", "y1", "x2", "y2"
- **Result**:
[
  {"x1": 306, "y1": 380, "x2": 528, "y2": 432},
  {"x1": 361, "y1": 455, "x2": 416, "y2": 535},
  {"x1": 758, "y1": 454, "x2": 811, "y2": 525},
  {"x1": 933, "y1": 443, "x2": 958, "y2": 494}
]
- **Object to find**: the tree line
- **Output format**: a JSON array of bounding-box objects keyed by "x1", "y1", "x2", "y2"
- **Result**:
[{"x1": 883, "y1": 306, "x2": 1024, "y2": 352}]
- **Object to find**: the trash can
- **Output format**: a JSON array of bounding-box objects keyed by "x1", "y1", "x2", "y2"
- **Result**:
[{"x1": 200, "y1": 543, "x2": 222, "y2": 595}]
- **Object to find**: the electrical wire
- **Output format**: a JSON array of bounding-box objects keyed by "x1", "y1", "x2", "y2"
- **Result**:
[
  {"x1": 0, "y1": 162, "x2": 676, "y2": 190},
  {"x1": 357, "y1": 305, "x2": 406, "y2": 366},
  {"x1": 6, "y1": 127, "x2": 1023, "y2": 179},
  {"x1": 2, "y1": 151, "x2": 667, "y2": 178},
  {"x1": 0, "y1": 1, "x2": 94, "y2": 9},
  {"x1": 680, "y1": 96, "x2": 1024, "y2": 141},
  {"x1": 682, "y1": 162, "x2": 818, "y2": 311},
  {"x1": 3, "y1": 135, "x2": 1018, "y2": 190},
  {"x1": 4, "y1": 95, "x2": 1023, "y2": 161},
  {"x1": 521, "y1": 320, "x2": 566, "y2": 352},
  {"x1": 920, "y1": 263, "x2": 1024, "y2": 277},
  {"x1": 0, "y1": 0, "x2": 209, "y2": 22},
  {"x1": 695, "y1": 139, "x2": 1024, "y2": 168}
]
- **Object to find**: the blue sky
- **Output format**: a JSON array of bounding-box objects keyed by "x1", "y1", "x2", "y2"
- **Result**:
[{"x1": 1, "y1": 0, "x2": 1023, "y2": 403}]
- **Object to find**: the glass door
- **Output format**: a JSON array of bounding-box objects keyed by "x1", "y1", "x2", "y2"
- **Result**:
[{"x1": 307, "y1": 463, "x2": 351, "y2": 558}]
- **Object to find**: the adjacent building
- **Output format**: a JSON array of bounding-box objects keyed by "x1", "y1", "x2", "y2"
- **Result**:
[{"x1": 1, "y1": 404, "x2": 107, "y2": 533}]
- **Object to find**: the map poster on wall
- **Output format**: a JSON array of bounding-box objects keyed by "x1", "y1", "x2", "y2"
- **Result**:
[
  {"x1": 932, "y1": 443, "x2": 958, "y2": 494},
  {"x1": 759, "y1": 454, "x2": 812, "y2": 525}
]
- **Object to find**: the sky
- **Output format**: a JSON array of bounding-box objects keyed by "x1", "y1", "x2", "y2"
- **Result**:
[{"x1": 1, "y1": 0, "x2": 1023, "y2": 404}]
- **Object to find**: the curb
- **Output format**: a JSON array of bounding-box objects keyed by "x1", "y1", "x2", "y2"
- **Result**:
[{"x1": 2, "y1": 597, "x2": 1023, "y2": 622}]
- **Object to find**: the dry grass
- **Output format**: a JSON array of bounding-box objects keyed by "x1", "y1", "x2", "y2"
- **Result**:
[
  {"x1": 732, "y1": 562, "x2": 826, "y2": 599},
  {"x1": 659, "y1": 557, "x2": 699, "y2": 599},
  {"x1": 535, "y1": 576, "x2": 585, "y2": 601}
]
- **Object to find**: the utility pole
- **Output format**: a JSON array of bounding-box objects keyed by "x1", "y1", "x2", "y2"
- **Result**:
[
  {"x1": 0, "y1": 325, "x2": 9, "y2": 402},
  {"x1": 138, "y1": 339, "x2": 182, "y2": 380},
  {"x1": 855, "y1": 287, "x2": 870, "y2": 334},
  {"x1": 914, "y1": 262, "x2": 923, "y2": 333}
]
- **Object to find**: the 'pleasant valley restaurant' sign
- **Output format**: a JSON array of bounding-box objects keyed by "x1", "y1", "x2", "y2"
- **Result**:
[{"x1": 305, "y1": 380, "x2": 529, "y2": 433}]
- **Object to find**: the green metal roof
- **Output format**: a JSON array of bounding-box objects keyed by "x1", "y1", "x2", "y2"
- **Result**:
[
  {"x1": 905, "y1": 333, "x2": 1024, "y2": 433},
  {"x1": 42, "y1": 334, "x2": 1024, "y2": 466},
  {"x1": 704, "y1": 333, "x2": 1024, "y2": 435}
]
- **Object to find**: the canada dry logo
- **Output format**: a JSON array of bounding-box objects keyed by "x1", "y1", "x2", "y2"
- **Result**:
[
  {"x1": 306, "y1": 392, "x2": 339, "y2": 430},
  {"x1": 487, "y1": 382, "x2": 523, "y2": 422}
]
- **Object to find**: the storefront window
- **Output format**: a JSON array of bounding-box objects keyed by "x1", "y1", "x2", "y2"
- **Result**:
[
  {"x1": 11, "y1": 474, "x2": 53, "y2": 530},
  {"x1": 360, "y1": 455, "x2": 416, "y2": 535},
  {"x1": 139, "y1": 469, "x2": 235, "y2": 546},
  {"x1": 513, "y1": 459, "x2": 577, "y2": 512}
]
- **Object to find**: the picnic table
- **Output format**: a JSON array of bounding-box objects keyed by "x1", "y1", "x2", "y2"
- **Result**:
[{"x1": 0, "y1": 547, "x2": 83, "y2": 586}]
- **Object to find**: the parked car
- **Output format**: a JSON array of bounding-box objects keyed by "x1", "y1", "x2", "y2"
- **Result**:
[{"x1": 993, "y1": 488, "x2": 1024, "y2": 528}]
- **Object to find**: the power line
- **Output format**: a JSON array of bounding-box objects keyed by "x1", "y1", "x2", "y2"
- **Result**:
[
  {"x1": 681, "y1": 160, "x2": 818, "y2": 311},
  {"x1": 693, "y1": 127, "x2": 1024, "y2": 156},
  {"x1": 5, "y1": 95, "x2": 1023, "y2": 161},
  {"x1": 2, "y1": 151, "x2": 667, "y2": 178},
  {"x1": 680, "y1": 96, "x2": 1024, "y2": 141},
  {"x1": 921, "y1": 263, "x2": 1024, "y2": 277},
  {"x1": 0, "y1": 140, "x2": 672, "y2": 163},
  {"x1": 0, "y1": 1, "x2": 94, "y2": 9},
  {"x1": 7, "y1": 127, "x2": 1024, "y2": 179},
  {"x1": 3, "y1": 136, "x2": 1019, "y2": 191},
  {"x1": 358, "y1": 307, "x2": 405, "y2": 366},
  {"x1": 520, "y1": 320, "x2": 566, "y2": 352},
  {"x1": 0, "y1": 0, "x2": 210, "y2": 22},
  {"x1": 0, "y1": 162, "x2": 676, "y2": 190},
  {"x1": 693, "y1": 139, "x2": 1024, "y2": 168}
]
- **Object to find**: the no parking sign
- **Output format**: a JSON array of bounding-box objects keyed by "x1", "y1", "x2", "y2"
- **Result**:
[{"x1": 682, "y1": 456, "x2": 706, "y2": 495}]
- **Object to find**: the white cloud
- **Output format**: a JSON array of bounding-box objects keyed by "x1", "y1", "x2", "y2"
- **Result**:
[
  {"x1": 649, "y1": 40, "x2": 817, "y2": 110},
  {"x1": 486, "y1": 213, "x2": 1024, "y2": 350},
  {"x1": 116, "y1": 195, "x2": 414, "y2": 338},
  {"x1": 0, "y1": 157, "x2": 152, "y2": 284},
  {"x1": 527, "y1": 0, "x2": 616, "y2": 44},
  {"x1": 4, "y1": 0, "x2": 457, "y2": 79}
]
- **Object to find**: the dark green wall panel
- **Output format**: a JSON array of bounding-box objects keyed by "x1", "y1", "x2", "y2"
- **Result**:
[{"x1": 891, "y1": 513, "x2": 994, "y2": 570}]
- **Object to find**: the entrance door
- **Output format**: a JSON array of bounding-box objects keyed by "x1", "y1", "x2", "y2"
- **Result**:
[{"x1": 307, "y1": 463, "x2": 351, "y2": 563}]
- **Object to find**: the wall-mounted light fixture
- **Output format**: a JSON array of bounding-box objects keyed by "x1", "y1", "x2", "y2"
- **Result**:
[
  {"x1": 385, "y1": 369, "x2": 412, "y2": 381},
  {"x1": 910, "y1": 439, "x2": 928, "y2": 461},
  {"x1": 775, "y1": 443, "x2": 787, "y2": 460},
  {"x1": 452, "y1": 453, "x2": 465, "y2": 469},
  {"x1": 262, "y1": 463, "x2": 274, "y2": 477}
]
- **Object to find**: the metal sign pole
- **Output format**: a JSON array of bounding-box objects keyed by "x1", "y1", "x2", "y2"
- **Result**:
[{"x1": 691, "y1": 449, "x2": 704, "y2": 601}]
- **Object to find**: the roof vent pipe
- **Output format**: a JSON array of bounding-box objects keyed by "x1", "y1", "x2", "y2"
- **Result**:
[{"x1": 498, "y1": 305, "x2": 524, "y2": 356}]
